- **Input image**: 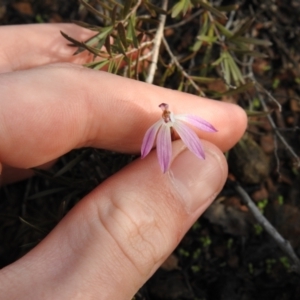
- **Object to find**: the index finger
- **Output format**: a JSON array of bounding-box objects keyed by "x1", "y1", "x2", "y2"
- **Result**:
[
  {"x1": 0, "y1": 63, "x2": 247, "y2": 169},
  {"x1": 0, "y1": 24, "x2": 94, "y2": 73}
]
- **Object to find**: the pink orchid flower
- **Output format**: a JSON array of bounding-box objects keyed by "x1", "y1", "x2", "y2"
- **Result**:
[{"x1": 141, "y1": 103, "x2": 217, "y2": 173}]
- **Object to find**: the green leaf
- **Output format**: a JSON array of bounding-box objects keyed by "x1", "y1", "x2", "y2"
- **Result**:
[
  {"x1": 93, "y1": 59, "x2": 110, "y2": 70},
  {"x1": 79, "y1": 0, "x2": 111, "y2": 22},
  {"x1": 76, "y1": 26, "x2": 113, "y2": 55},
  {"x1": 222, "y1": 82, "x2": 253, "y2": 96},
  {"x1": 115, "y1": 36, "x2": 127, "y2": 56},
  {"x1": 114, "y1": 54, "x2": 127, "y2": 73},
  {"x1": 222, "y1": 51, "x2": 231, "y2": 84},
  {"x1": 80, "y1": 43, "x2": 101, "y2": 56},
  {"x1": 128, "y1": 16, "x2": 139, "y2": 48},
  {"x1": 197, "y1": 35, "x2": 218, "y2": 43},
  {"x1": 72, "y1": 20, "x2": 102, "y2": 31},
  {"x1": 85, "y1": 59, "x2": 110, "y2": 70},
  {"x1": 211, "y1": 55, "x2": 223, "y2": 66},
  {"x1": 143, "y1": 1, "x2": 157, "y2": 17},
  {"x1": 96, "y1": 26, "x2": 114, "y2": 41},
  {"x1": 196, "y1": 0, "x2": 227, "y2": 20},
  {"x1": 117, "y1": 22, "x2": 128, "y2": 49},
  {"x1": 66, "y1": 32, "x2": 100, "y2": 55},
  {"x1": 189, "y1": 76, "x2": 219, "y2": 83},
  {"x1": 214, "y1": 21, "x2": 233, "y2": 38},
  {"x1": 60, "y1": 31, "x2": 84, "y2": 49},
  {"x1": 105, "y1": 35, "x2": 112, "y2": 56},
  {"x1": 123, "y1": 0, "x2": 132, "y2": 19},
  {"x1": 108, "y1": 59, "x2": 116, "y2": 73},
  {"x1": 171, "y1": 0, "x2": 185, "y2": 18},
  {"x1": 228, "y1": 48, "x2": 268, "y2": 58},
  {"x1": 227, "y1": 54, "x2": 241, "y2": 84},
  {"x1": 229, "y1": 36, "x2": 272, "y2": 46},
  {"x1": 232, "y1": 18, "x2": 254, "y2": 38},
  {"x1": 110, "y1": 4, "x2": 118, "y2": 24},
  {"x1": 228, "y1": 53, "x2": 245, "y2": 85},
  {"x1": 146, "y1": 1, "x2": 168, "y2": 15},
  {"x1": 245, "y1": 110, "x2": 270, "y2": 117},
  {"x1": 192, "y1": 13, "x2": 209, "y2": 51},
  {"x1": 182, "y1": 0, "x2": 192, "y2": 15}
]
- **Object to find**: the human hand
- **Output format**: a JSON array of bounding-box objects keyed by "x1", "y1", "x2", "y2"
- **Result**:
[{"x1": 0, "y1": 24, "x2": 247, "y2": 299}]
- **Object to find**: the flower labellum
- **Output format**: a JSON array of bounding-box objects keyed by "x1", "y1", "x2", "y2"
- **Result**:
[{"x1": 141, "y1": 103, "x2": 217, "y2": 173}]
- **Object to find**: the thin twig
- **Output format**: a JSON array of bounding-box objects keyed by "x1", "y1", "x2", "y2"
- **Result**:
[
  {"x1": 148, "y1": 9, "x2": 203, "y2": 33},
  {"x1": 256, "y1": 83, "x2": 282, "y2": 112},
  {"x1": 257, "y1": 91, "x2": 300, "y2": 167},
  {"x1": 165, "y1": 9, "x2": 203, "y2": 30},
  {"x1": 273, "y1": 134, "x2": 281, "y2": 176},
  {"x1": 122, "y1": 50, "x2": 154, "y2": 78},
  {"x1": 145, "y1": 0, "x2": 168, "y2": 84},
  {"x1": 234, "y1": 183, "x2": 300, "y2": 274},
  {"x1": 225, "y1": 10, "x2": 236, "y2": 30},
  {"x1": 247, "y1": 57, "x2": 300, "y2": 167},
  {"x1": 84, "y1": 40, "x2": 154, "y2": 68},
  {"x1": 162, "y1": 36, "x2": 205, "y2": 96},
  {"x1": 269, "y1": 32, "x2": 299, "y2": 71},
  {"x1": 131, "y1": 50, "x2": 153, "y2": 67},
  {"x1": 247, "y1": 56, "x2": 282, "y2": 110}
]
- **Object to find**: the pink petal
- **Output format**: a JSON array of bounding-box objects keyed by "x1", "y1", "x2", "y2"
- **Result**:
[
  {"x1": 141, "y1": 120, "x2": 163, "y2": 158},
  {"x1": 175, "y1": 114, "x2": 217, "y2": 132},
  {"x1": 173, "y1": 120, "x2": 205, "y2": 159},
  {"x1": 156, "y1": 124, "x2": 172, "y2": 173}
]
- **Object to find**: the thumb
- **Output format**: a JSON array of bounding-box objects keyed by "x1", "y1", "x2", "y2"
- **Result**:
[{"x1": 0, "y1": 140, "x2": 227, "y2": 299}]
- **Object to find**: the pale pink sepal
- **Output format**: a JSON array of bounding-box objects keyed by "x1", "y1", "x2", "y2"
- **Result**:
[
  {"x1": 173, "y1": 120, "x2": 205, "y2": 159},
  {"x1": 175, "y1": 114, "x2": 217, "y2": 132},
  {"x1": 141, "y1": 120, "x2": 163, "y2": 158},
  {"x1": 156, "y1": 125, "x2": 172, "y2": 173}
]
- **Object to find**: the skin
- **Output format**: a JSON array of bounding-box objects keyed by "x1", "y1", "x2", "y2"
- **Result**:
[{"x1": 0, "y1": 24, "x2": 247, "y2": 299}]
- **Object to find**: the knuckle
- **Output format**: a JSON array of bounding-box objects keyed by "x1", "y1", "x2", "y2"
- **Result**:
[{"x1": 96, "y1": 193, "x2": 170, "y2": 277}]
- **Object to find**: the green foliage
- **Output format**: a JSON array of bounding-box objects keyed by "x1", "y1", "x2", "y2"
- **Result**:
[
  {"x1": 192, "y1": 248, "x2": 201, "y2": 259},
  {"x1": 200, "y1": 235, "x2": 211, "y2": 247},
  {"x1": 265, "y1": 258, "x2": 276, "y2": 274},
  {"x1": 191, "y1": 265, "x2": 201, "y2": 273},
  {"x1": 61, "y1": 0, "x2": 271, "y2": 95},
  {"x1": 253, "y1": 224, "x2": 263, "y2": 235},
  {"x1": 278, "y1": 195, "x2": 284, "y2": 205},
  {"x1": 171, "y1": 0, "x2": 192, "y2": 18},
  {"x1": 178, "y1": 247, "x2": 190, "y2": 257},
  {"x1": 257, "y1": 199, "x2": 268, "y2": 214},
  {"x1": 227, "y1": 238, "x2": 233, "y2": 249},
  {"x1": 280, "y1": 256, "x2": 291, "y2": 270}
]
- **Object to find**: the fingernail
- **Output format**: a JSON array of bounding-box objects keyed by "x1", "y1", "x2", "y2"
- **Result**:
[{"x1": 168, "y1": 146, "x2": 226, "y2": 213}]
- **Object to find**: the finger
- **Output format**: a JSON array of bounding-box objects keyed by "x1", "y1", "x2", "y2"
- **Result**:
[
  {"x1": 0, "y1": 63, "x2": 247, "y2": 169},
  {"x1": 0, "y1": 140, "x2": 227, "y2": 299},
  {"x1": 0, "y1": 24, "x2": 95, "y2": 72}
]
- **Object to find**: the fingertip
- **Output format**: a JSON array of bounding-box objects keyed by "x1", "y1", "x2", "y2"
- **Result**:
[
  {"x1": 202, "y1": 101, "x2": 247, "y2": 151},
  {"x1": 169, "y1": 140, "x2": 227, "y2": 214}
]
